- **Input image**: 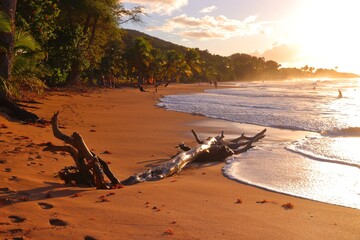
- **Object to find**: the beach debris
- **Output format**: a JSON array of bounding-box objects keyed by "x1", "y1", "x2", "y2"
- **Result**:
[
  {"x1": 235, "y1": 198, "x2": 242, "y2": 204},
  {"x1": 282, "y1": 202, "x2": 294, "y2": 210},
  {"x1": 102, "y1": 150, "x2": 111, "y2": 154},
  {"x1": 256, "y1": 200, "x2": 277, "y2": 205},
  {"x1": 96, "y1": 195, "x2": 110, "y2": 203},
  {"x1": 163, "y1": 229, "x2": 174, "y2": 235}
]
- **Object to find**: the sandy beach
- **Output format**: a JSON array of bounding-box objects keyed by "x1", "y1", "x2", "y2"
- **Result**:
[{"x1": 1, "y1": 84, "x2": 359, "y2": 240}]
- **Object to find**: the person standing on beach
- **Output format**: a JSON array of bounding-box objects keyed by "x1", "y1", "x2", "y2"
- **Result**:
[{"x1": 338, "y1": 89, "x2": 343, "y2": 98}]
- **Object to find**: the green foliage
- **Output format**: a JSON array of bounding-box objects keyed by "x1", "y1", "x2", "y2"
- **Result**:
[
  {"x1": 16, "y1": 0, "x2": 60, "y2": 45},
  {"x1": 9, "y1": 30, "x2": 49, "y2": 99},
  {"x1": 0, "y1": 11, "x2": 10, "y2": 33},
  {"x1": 100, "y1": 39, "x2": 126, "y2": 79},
  {"x1": 0, "y1": 11, "x2": 11, "y2": 55},
  {"x1": 126, "y1": 37, "x2": 154, "y2": 83}
]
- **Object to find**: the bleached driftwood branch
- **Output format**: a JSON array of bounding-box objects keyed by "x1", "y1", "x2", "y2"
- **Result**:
[{"x1": 122, "y1": 129, "x2": 266, "y2": 185}]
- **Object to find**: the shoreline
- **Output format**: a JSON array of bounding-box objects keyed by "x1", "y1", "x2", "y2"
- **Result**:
[{"x1": 1, "y1": 84, "x2": 360, "y2": 240}]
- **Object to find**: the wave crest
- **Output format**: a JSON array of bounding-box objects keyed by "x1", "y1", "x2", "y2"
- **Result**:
[{"x1": 321, "y1": 127, "x2": 360, "y2": 137}]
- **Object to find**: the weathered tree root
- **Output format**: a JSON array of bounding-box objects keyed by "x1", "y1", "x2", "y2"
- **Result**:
[{"x1": 43, "y1": 111, "x2": 120, "y2": 189}]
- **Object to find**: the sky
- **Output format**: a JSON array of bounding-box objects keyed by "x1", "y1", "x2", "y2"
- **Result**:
[{"x1": 122, "y1": 0, "x2": 360, "y2": 74}]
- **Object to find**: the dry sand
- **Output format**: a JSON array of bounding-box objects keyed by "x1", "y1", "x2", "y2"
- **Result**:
[{"x1": 0, "y1": 84, "x2": 359, "y2": 240}]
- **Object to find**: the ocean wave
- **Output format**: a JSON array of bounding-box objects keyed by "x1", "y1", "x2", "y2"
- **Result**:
[
  {"x1": 321, "y1": 127, "x2": 360, "y2": 137},
  {"x1": 286, "y1": 145, "x2": 360, "y2": 169}
]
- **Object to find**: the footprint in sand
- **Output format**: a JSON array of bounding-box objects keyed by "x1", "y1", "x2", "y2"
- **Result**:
[
  {"x1": 0, "y1": 159, "x2": 8, "y2": 164},
  {"x1": 12, "y1": 237, "x2": 26, "y2": 240},
  {"x1": 83, "y1": 236, "x2": 97, "y2": 240},
  {"x1": 38, "y1": 202, "x2": 54, "y2": 210},
  {"x1": 49, "y1": 218, "x2": 68, "y2": 226},
  {"x1": 8, "y1": 228, "x2": 23, "y2": 234},
  {"x1": 8, "y1": 215, "x2": 26, "y2": 223}
]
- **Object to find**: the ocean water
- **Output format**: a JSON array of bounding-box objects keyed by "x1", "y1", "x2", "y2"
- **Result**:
[{"x1": 158, "y1": 78, "x2": 360, "y2": 209}]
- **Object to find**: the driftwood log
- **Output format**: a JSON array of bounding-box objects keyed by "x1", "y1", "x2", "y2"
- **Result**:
[
  {"x1": 44, "y1": 112, "x2": 266, "y2": 188},
  {"x1": 121, "y1": 128, "x2": 266, "y2": 185},
  {"x1": 43, "y1": 111, "x2": 120, "y2": 189}
]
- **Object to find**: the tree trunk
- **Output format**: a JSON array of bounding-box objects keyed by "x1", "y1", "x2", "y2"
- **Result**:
[
  {"x1": 66, "y1": 62, "x2": 82, "y2": 86},
  {"x1": 0, "y1": 92, "x2": 39, "y2": 121},
  {"x1": 0, "y1": 0, "x2": 16, "y2": 79}
]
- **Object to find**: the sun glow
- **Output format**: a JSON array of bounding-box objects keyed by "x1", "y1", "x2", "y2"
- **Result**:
[{"x1": 288, "y1": 0, "x2": 360, "y2": 73}]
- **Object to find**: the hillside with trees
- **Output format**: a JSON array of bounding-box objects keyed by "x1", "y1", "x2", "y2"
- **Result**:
[{"x1": 123, "y1": 29, "x2": 359, "y2": 83}]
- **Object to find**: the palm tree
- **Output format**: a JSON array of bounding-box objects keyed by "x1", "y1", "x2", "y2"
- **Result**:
[
  {"x1": 0, "y1": 0, "x2": 15, "y2": 80},
  {"x1": 183, "y1": 48, "x2": 201, "y2": 82},
  {"x1": 162, "y1": 50, "x2": 185, "y2": 83},
  {"x1": 0, "y1": 10, "x2": 11, "y2": 91},
  {"x1": 127, "y1": 37, "x2": 154, "y2": 84}
]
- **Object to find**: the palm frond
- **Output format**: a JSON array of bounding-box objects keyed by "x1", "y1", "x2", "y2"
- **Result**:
[
  {"x1": 14, "y1": 30, "x2": 41, "y2": 52},
  {"x1": 0, "y1": 11, "x2": 11, "y2": 33}
]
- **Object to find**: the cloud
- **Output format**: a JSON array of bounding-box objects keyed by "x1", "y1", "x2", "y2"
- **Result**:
[
  {"x1": 123, "y1": 0, "x2": 188, "y2": 15},
  {"x1": 199, "y1": 5, "x2": 217, "y2": 13},
  {"x1": 148, "y1": 14, "x2": 269, "y2": 40},
  {"x1": 253, "y1": 44, "x2": 300, "y2": 63}
]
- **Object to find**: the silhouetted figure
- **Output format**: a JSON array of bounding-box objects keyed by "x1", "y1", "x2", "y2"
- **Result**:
[{"x1": 338, "y1": 89, "x2": 343, "y2": 98}]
